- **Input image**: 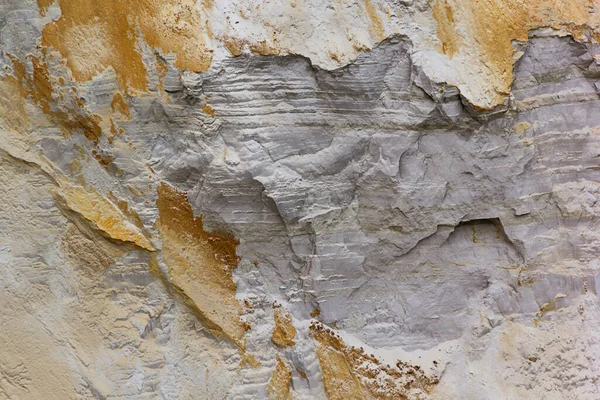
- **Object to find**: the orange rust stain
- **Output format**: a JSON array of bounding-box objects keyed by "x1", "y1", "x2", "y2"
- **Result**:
[
  {"x1": 36, "y1": 0, "x2": 55, "y2": 16},
  {"x1": 110, "y1": 92, "x2": 130, "y2": 119},
  {"x1": 156, "y1": 182, "x2": 245, "y2": 347},
  {"x1": 61, "y1": 113, "x2": 102, "y2": 144},
  {"x1": 310, "y1": 307, "x2": 321, "y2": 318},
  {"x1": 328, "y1": 51, "x2": 343, "y2": 63},
  {"x1": 31, "y1": 56, "x2": 54, "y2": 114},
  {"x1": 432, "y1": 0, "x2": 459, "y2": 57},
  {"x1": 68, "y1": 157, "x2": 88, "y2": 187},
  {"x1": 107, "y1": 192, "x2": 145, "y2": 230},
  {"x1": 220, "y1": 36, "x2": 280, "y2": 57},
  {"x1": 108, "y1": 118, "x2": 118, "y2": 142},
  {"x1": 91, "y1": 149, "x2": 114, "y2": 168},
  {"x1": 155, "y1": 54, "x2": 169, "y2": 92},
  {"x1": 239, "y1": 351, "x2": 262, "y2": 368},
  {"x1": 297, "y1": 368, "x2": 308, "y2": 381},
  {"x1": 314, "y1": 341, "x2": 364, "y2": 399},
  {"x1": 38, "y1": 0, "x2": 213, "y2": 94},
  {"x1": 201, "y1": 0, "x2": 215, "y2": 40}
]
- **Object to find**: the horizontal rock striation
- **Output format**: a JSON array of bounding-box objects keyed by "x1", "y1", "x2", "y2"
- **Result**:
[{"x1": 2, "y1": 0, "x2": 600, "y2": 399}]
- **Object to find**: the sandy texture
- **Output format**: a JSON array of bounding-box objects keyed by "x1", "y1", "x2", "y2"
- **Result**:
[{"x1": 2, "y1": 0, "x2": 600, "y2": 399}]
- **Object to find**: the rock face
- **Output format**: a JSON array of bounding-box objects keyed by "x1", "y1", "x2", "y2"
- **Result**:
[{"x1": 2, "y1": 0, "x2": 600, "y2": 399}]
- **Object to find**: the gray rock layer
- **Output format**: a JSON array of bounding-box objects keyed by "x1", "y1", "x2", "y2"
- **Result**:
[{"x1": 2, "y1": 4, "x2": 600, "y2": 398}]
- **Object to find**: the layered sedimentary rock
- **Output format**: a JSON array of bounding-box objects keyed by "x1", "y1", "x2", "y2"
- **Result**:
[{"x1": 2, "y1": 0, "x2": 600, "y2": 399}]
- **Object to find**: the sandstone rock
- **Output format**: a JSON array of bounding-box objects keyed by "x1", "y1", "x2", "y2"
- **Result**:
[
  {"x1": 272, "y1": 308, "x2": 297, "y2": 348},
  {"x1": 2, "y1": 0, "x2": 600, "y2": 399},
  {"x1": 267, "y1": 355, "x2": 294, "y2": 400}
]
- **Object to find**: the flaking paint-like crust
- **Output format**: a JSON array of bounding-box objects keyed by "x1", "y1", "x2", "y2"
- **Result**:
[
  {"x1": 156, "y1": 182, "x2": 245, "y2": 348},
  {"x1": 34, "y1": 0, "x2": 393, "y2": 96}
]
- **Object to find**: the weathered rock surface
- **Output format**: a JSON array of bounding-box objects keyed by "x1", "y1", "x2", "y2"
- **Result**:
[{"x1": 2, "y1": 0, "x2": 600, "y2": 399}]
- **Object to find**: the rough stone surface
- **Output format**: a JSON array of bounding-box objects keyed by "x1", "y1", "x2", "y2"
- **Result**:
[{"x1": 2, "y1": 0, "x2": 600, "y2": 399}]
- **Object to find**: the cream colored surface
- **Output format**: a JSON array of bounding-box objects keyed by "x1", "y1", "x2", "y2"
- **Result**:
[{"x1": 1, "y1": 0, "x2": 600, "y2": 398}]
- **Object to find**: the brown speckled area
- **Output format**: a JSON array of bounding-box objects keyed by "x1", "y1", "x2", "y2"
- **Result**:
[{"x1": 311, "y1": 322, "x2": 438, "y2": 400}]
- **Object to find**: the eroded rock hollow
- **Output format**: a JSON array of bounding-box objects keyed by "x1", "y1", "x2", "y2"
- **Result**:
[{"x1": 2, "y1": 0, "x2": 600, "y2": 399}]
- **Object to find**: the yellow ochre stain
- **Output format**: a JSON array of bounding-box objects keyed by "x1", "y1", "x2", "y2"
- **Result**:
[
  {"x1": 38, "y1": 0, "x2": 213, "y2": 94},
  {"x1": 432, "y1": 0, "x2": 600, "y2": 108},
  {"x1": 272, "y1": 308, "x2": 297, "y2": 348},
  {"x1": 432, "y1": 0, "x2": 459, "y2": 57},
  {"x1": 156, "y1": 182, "x2": 246, "y2": 348},
  {"x1": 310, "y1": 322, "x2": 438, "y2": 399},
  {"x1": 267, "y1": 355, "x2": 293, "y2": 400},
  {"x1": 6, "y1": 54, "x2": 103, "y2": 144},
  {"x1": 202, "y1": 104, "x2": 215, "y2": 118},
  {"x1": 55, "y1": 183, "x2": 156, "y2": 251},
  {"x1": 364, "y1": 0, "x2": 385, "y2": 40},
  {"x1": 110, "y1": 92, "x2": 131, "y2": 119}
]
